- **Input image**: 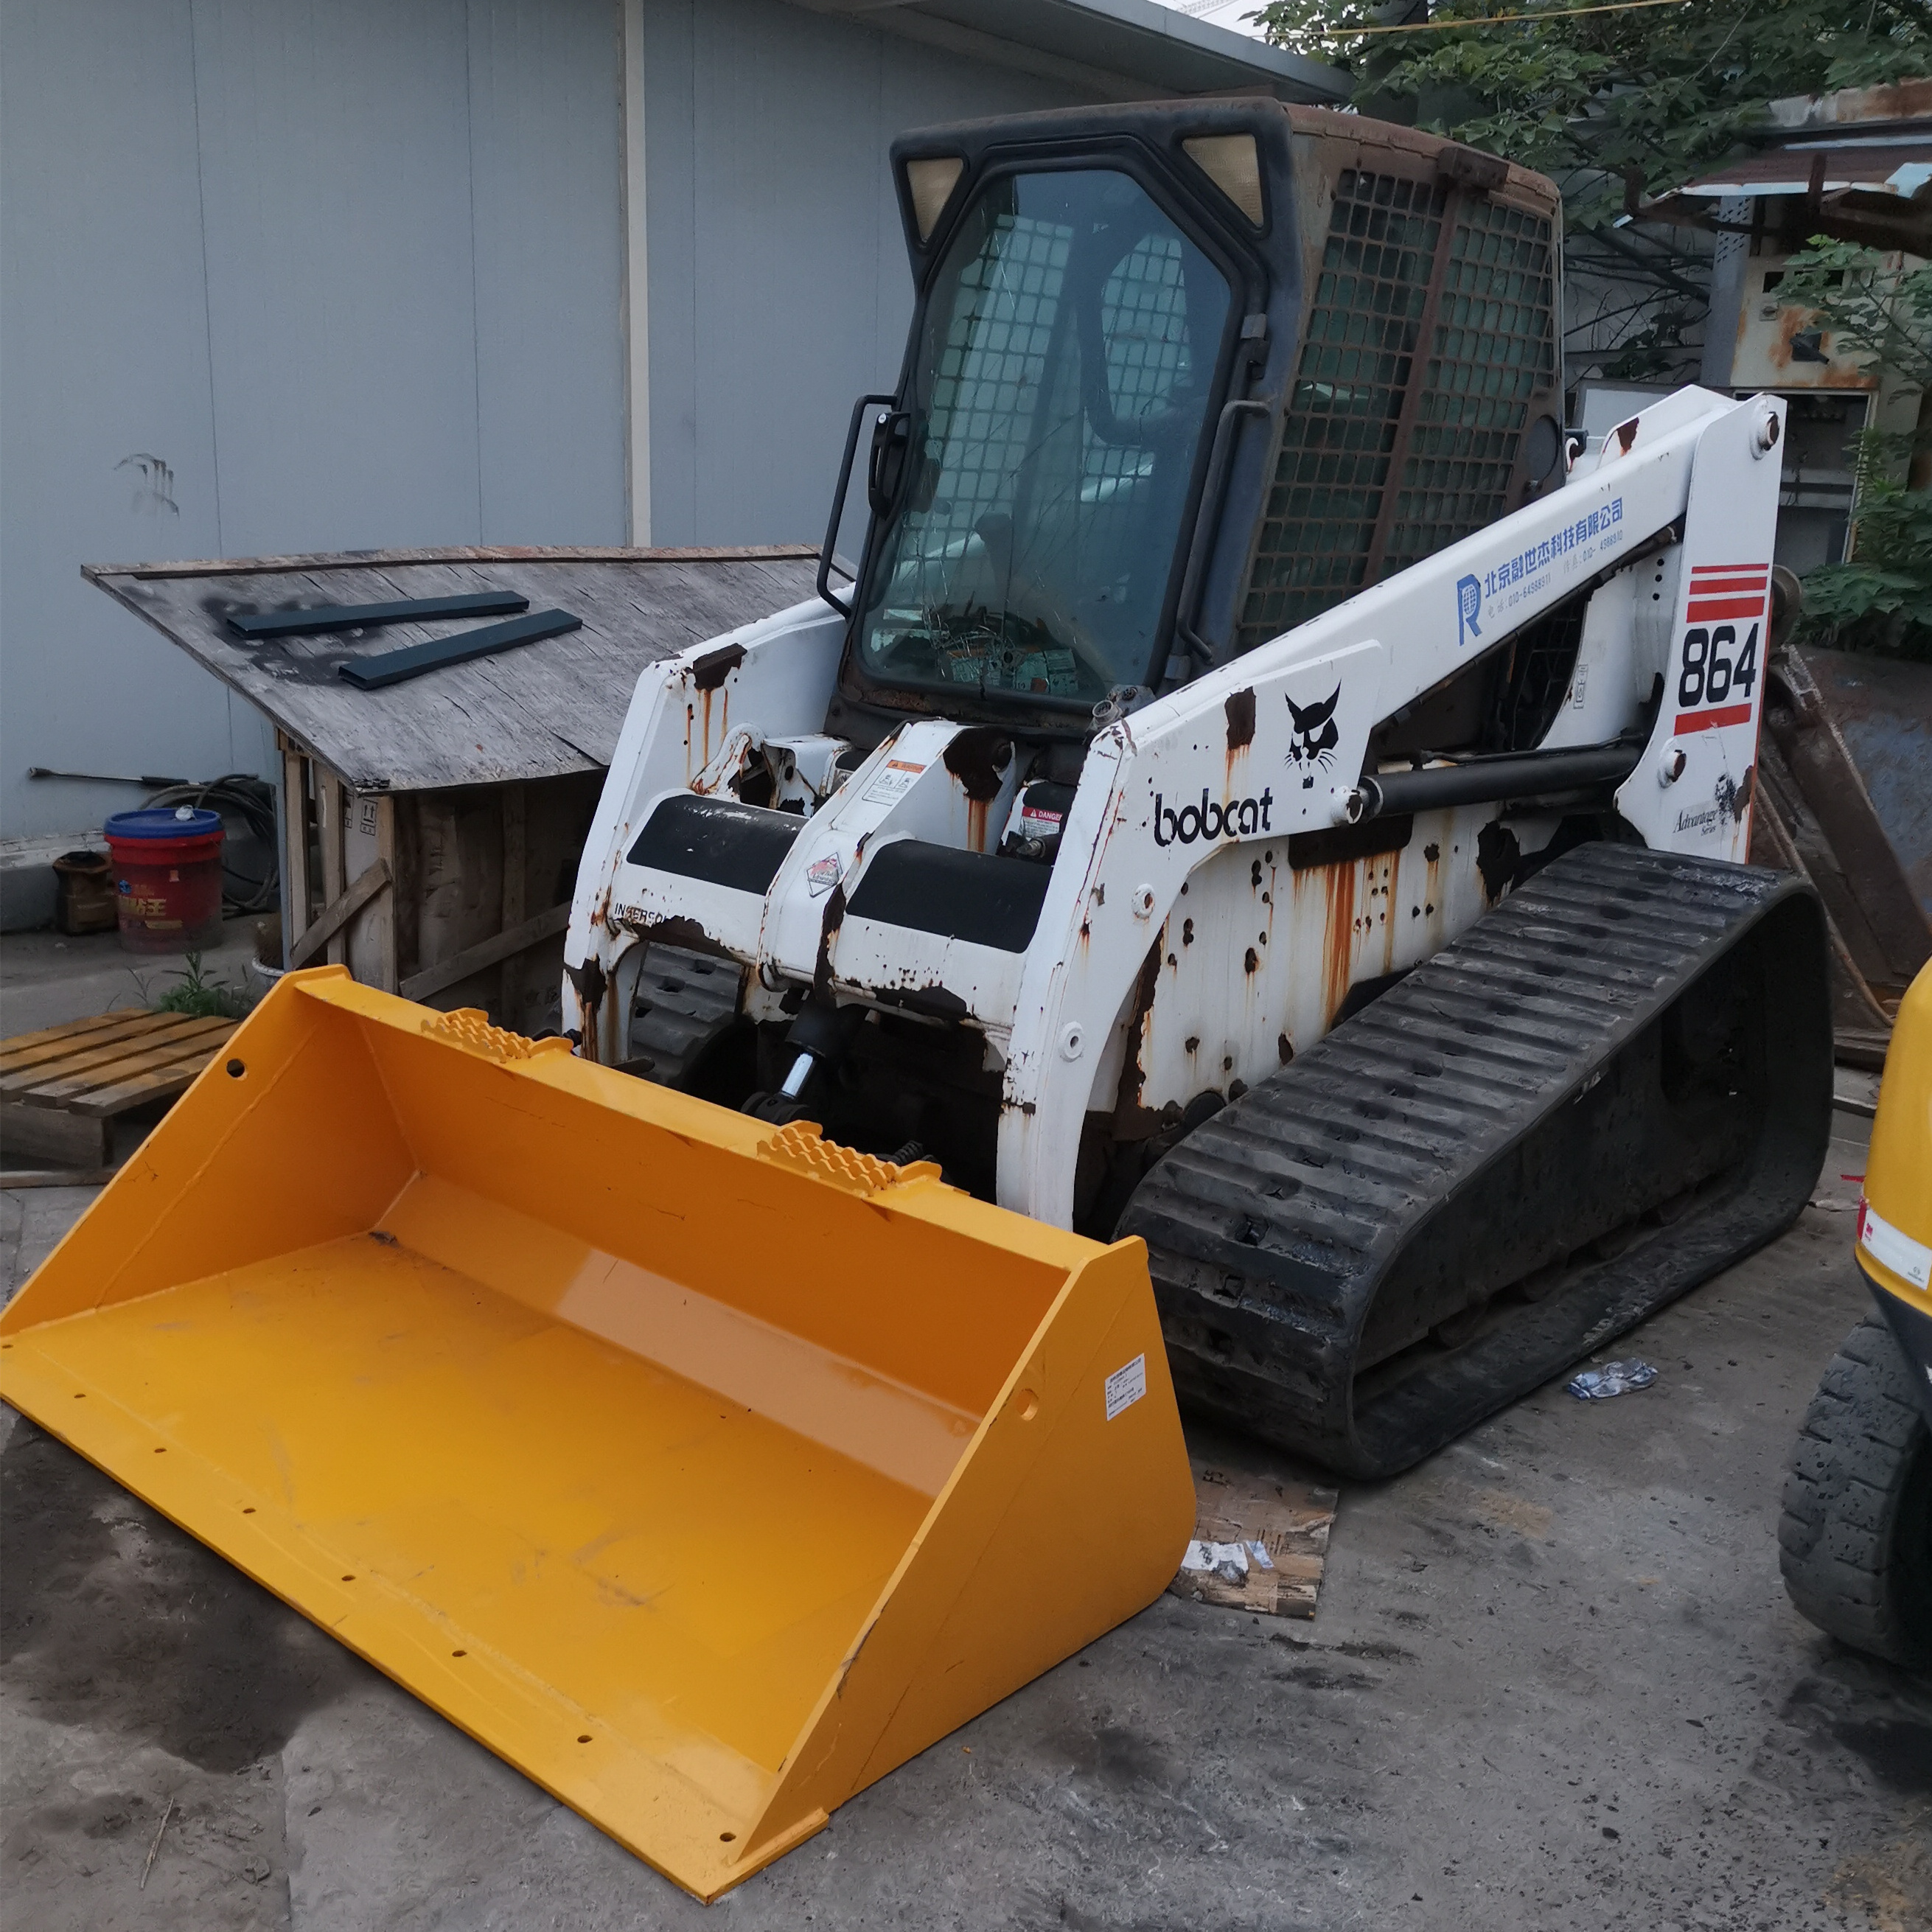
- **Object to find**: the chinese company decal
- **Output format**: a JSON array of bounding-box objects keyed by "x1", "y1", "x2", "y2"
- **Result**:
[
  {"x1": 1285, "y1": 685, "x2": 1342, "y2": 787},
  {"x1": 1460, "y1": 496, "x2": 1625, "y2": 639},
  {"x1": 1673, "y1": 562, "x2": 1765, "y2": 735}
]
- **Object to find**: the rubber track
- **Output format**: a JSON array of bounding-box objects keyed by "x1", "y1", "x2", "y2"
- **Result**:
[{"x1": 1123, "y1": 842, "x2": 1832, "y2": 1478}]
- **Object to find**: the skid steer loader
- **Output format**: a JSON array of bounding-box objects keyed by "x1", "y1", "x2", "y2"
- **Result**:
[
  {"x1": 0, "y1": 99, "x2": 1831, "y2": 1899},
  {"x1": 565, "y1": 99, "x2": 1830, "y2": 1476}
]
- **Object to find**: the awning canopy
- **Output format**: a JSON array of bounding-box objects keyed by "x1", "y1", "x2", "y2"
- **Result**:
[
  {"x1": 1637, "y1": 140, "x2": 1932, "y2": 254},
  {"x1": 1667, "y1": 144, "x2": 1932, "y2": 201}
]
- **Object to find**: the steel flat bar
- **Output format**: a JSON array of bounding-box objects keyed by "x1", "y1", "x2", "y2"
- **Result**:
[
  {"x1": 228, "y1": 590, "x2": 529, "y2": 639},
  {"x1": 337, "y1": 609, "x2": 582, "y2": 690}
]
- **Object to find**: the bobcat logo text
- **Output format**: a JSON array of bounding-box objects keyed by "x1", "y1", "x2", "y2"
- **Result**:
[{"x1": 1153, "y1": 788, "x2": 1276, "y2": 847}]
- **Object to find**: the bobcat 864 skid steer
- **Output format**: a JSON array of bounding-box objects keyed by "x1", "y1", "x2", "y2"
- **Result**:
[
  {"x1": 0, "y1": 99, "x2": 1831, "y2": 1897},
  {"x1": 562, "y1": 98, "x2": 1831, "y2": 1475}
]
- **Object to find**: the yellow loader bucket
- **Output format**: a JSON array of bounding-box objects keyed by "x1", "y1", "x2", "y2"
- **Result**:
[{"x1": 0, "y1": 969, "x2": 1193, "y2": 1900}]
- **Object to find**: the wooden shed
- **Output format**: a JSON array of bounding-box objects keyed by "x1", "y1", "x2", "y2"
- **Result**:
[{"x1": 89, "y1": 545, "x2": 820, "y2": 1033}]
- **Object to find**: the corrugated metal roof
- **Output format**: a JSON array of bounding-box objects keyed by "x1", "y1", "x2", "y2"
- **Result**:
[{"x1": 1668, "y1": 143, "x2": 1932, "y2": 200}]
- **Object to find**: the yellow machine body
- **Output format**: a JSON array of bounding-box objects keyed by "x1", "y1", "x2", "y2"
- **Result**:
[
  {"x1": 1859, "y1": 961, "x2": 1932, "y2": 1321},
  {"x1": 0, "y1": 969, "x2": 1194, "y2": 1901}
]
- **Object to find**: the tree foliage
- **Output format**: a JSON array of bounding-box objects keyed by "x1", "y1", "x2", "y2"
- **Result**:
[
  {"x1": 1255, "y1": 0, "x2": 1931, "y2": 373},
  {"x1": 1258, "y1": 0, "x2": 1929, "y2": 233},
  {"x1": 1796, "y1": 478, "x2": 1932, "y2": 658},
  {"x1": 1776, "y1": 243, "x2": 1932, "y2": 657}
]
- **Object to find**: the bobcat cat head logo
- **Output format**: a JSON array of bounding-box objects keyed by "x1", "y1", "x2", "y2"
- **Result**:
[{"x1": 1285, "y1": 685, "x2": 1342, "y2": 781}]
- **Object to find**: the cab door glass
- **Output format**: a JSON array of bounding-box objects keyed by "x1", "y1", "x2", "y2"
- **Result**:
[{"x1": 857, "y1": 168, "x2": 1232, "y2": 706}]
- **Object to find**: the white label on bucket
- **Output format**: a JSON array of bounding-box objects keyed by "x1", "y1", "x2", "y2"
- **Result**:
[
  {"x1": 1104, "y1": 1353, "x2": 1147, "y2": 1421},
  {"x1": 1860, "y1": 1199, "x2": 1931, "y2": 1289}
]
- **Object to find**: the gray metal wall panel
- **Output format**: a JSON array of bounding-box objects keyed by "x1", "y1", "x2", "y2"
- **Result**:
[
  {"x1": 467, "y1": 0, "x2": 628, "y2": 544},
  {"x1": 1, "y1": 0, "x2": 627, "y2": 842},
  {"x1": 188, "y1": 0, "x2": 485, "y2": 553},
  {"x1": 642, "y1": 0, "x2": 1087, "y2": 549},
  {"x1": 641, "y1": 0, "x2": 698, "y2": 544},
  {"x1": 0, "y1": 0, "x2": 245, "y2": 845}
]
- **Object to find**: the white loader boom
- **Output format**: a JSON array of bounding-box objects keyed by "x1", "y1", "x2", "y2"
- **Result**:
[{"x1": 565, "y1": 385, "x2": 1785, "y2": 1226}]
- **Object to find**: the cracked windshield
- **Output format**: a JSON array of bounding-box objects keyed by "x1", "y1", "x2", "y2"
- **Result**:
[{"x1": 857, "y1": 168, "x2": 1232, "y2": 706}]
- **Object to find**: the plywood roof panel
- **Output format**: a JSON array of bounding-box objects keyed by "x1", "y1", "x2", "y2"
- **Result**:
[{"x1": 86, "y1": 546, "x2": 824, "y2": 792}]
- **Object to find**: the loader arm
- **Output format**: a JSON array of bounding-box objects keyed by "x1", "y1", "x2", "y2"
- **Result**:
[{"x1": 996, "y1": 386, "x2": 1786, "y2": 1224}]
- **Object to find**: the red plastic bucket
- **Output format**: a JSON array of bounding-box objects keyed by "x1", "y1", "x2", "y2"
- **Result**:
[{"x1": 105, "y1": 807, "x2": 226, "y2": 953}]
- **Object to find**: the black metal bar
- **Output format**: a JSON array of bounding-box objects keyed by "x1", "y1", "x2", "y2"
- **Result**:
[
  {"x1": 228, "y1": 590, "x2": 529, "y2": 640},
  {"x1": 1171, "y1": 397, "x2": 1269, "y2": 674},
  {"x1": 819, "y1": 393, "x2": 896, "y2": 618},
  {"x1": 28, "y1": 766, "x2": 191, "y2": 787},
  {"x1": 337, "y1": 609, "x2": 581, "y2": 691},
  {"x1": 1351, "y1": 741, "x2": 1643, "y2": 820}
]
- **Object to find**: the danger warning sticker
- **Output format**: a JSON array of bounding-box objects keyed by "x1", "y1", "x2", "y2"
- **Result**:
[
  {"x1": 862, "y1": 758, "x2": 926, "y2": 806},
  {"x1": 1104, "y1": 1353, "x2": 1147, "y2": 1421}
]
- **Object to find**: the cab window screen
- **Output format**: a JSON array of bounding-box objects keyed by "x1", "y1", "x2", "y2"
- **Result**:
[{"x1": 856, "y1": 170, "x2": 1232, "y2": 706}]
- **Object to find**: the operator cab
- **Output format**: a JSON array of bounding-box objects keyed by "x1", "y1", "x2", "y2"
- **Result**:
[{"x1": 823, "y1": 101, "x2": 1294, "y2": 747}]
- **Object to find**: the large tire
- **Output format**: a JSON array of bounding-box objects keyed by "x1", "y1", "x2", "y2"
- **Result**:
[{"x1": 1779, "y1": 1314, "x2": 1932, "y2": 1671}]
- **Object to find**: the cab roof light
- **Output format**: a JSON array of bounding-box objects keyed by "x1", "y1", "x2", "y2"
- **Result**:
[
  {"x1": 906, "y1": 156, "x2": 965, "y2": 242},
  {"x1": 1182, "y1": 134, "x2": 1263, "y2": 227}
]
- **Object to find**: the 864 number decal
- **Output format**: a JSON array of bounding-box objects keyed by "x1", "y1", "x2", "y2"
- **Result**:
[{"x1": 1678, "y1": 621, "x2": 1759, "y2": 710}]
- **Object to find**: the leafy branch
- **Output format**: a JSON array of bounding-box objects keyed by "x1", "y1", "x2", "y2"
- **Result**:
[{"x1": 1253, "y1": 0, "x2": 1932, "y2": 377}]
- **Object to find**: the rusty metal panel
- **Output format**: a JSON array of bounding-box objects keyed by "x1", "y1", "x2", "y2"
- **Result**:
[
  {"x1": 1804, "y1": 646, "x2": 1932, "y2": 922},
  {"x1": 1121, "y1": 802, "x2": 1516, "y2": 1123}
]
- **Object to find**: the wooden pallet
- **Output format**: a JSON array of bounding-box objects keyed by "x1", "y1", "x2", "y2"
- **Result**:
[{"x1": 0, "y1": 1011, "x2": 240, "y2": 1169}]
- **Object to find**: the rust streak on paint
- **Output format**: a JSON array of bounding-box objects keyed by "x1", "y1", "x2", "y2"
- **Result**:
[
  {"x1": 945, "y1": 728, "x2": 1010, "y2": 853},
  {"x1": 1109, "y1": 938, "x2": 1165, "y2": 1140},
  {"x1": 1320, "y1": 861, "x2": 1356, "y2": 1029},
  {"x1": 1224, "y1": 688, "x2": 1256, "y2": 786},
  {"x1": 564, "y1": 955, "x2": 607, "y2": 1063},
  {"x1": 812, "y1": 882, "x2": 848, "y2": 1003}
]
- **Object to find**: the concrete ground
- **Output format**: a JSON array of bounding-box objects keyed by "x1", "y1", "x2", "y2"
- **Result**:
[
  {"x1": 0, "y1": 918, "x2": 265, "y2": 1045},
  {"x1": 0, "y1": 908, "x2": 1924, "y2": 1927},
  {"x1": 4, "y1": 1094, "x2": 1926, "y2": 1931}
]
